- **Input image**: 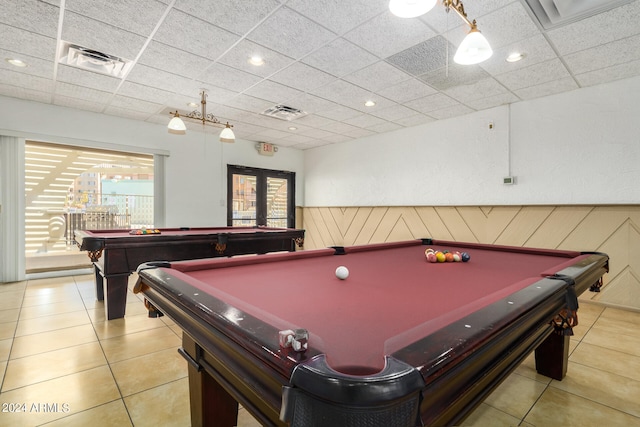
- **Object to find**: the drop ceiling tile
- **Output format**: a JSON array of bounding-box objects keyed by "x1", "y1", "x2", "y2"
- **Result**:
[
  {"x1": 65, "y1": 0, "x2": 168, "y2": 36},
  {"x1": 117, "y1": 81, "x2": 175, "y2": 105},
  {"x1": 227, "y1": 122, "x2": 265, "y2": 136},
  {"x1": 244, "y1": 80, "x2": 304, "y2": 104},
  {"x1": 318, "y1": 121, "x2": 360, "y2": 135},
  {"x1": 174, "y1": 0, "x2": 282, "y2": 35},
  {"x1": 302, "y1": 38, "x2": 378, "y2": 78},
  {"x1": 138, "y1": 41, "x2": 214, "y2": 79},
  {"x1": 0, "y1": 50, "x2": 53, "y2": 79},
  {"x1": 56, "y1": 64, "x2": 121, "y2": 92},
  {"x1": 278, "y1": 134, "x2": 317, "y2": 145},
  {"x1": 404, "y1": 92, "x2": 459, "y2": 113},
  {"x1": 219, "y1": 40, "x2": 294, "y2": 78},
  {"x1": 310, "y1": 79, "x2": 391, "y2": 111},
  {"x1": 419, "y1": 64, "x2": 489, "y2": 91},
  {"x1": 153, "y1": 9, "x2": 239, "y2": 60},
  {"x1": 54, "y1": 81, "x2": 112, "y2": 103},
  {"x1": 196, "y1": 63, "x2": 263, "y2": 93},
  {"x1": 252, "y1": 128, "x2": 291, "y2": 140},
  {"x1": 547, "y1": 1, "x2": 640, "y2": 55},
  {"x1": 386, "y1": 36, "x2": 452, "y2": 76},
  {"x1": 343, "y1": 61, "x2": 411, "y2": 92},
  {"x1": 270, "y1": 63, "x2": 337, "y2": 93},
  {"x1": 344, "y1": 11, "x2": 437, "y2": 59},
  {"x1": 479, "y1": 34, "x2": 558, "y2": 75},
  {"x1": 247, "y1": 7, "x2": 337, "y2": 59},
  {"x1": 315, "y1": 104, "x2": 363, "y2": 121},
  {"x1": 299, "y1": 128, "x2": 338, "y2": 139},
  {"x1": 170, "y1": 86, "x2": 239, "y2": 109},
  {"x1": 52, "y1": 94, "x2": 105, "y2": 112},
  {"x1": 367, "y1": 121, "x2": 402, "y2": 133},
  {"x1": 513, "y1": 77, "x2": 579, "y2": 100},
  {"x1": 428, "y1": 104, "x2": 475, "y2": 120},
  {"x1": 0, "y1": 84, "x2": 52, "y2": 104},
  {"x1": 321, "y1": 134, "x2": 353, "y2": 144},
  {"x1": 0, "y1": 24, "x2": 57, "y2": 61},
  {"x1": 61, "y1": 12, "x2": 147, "y2": 60},
  {"x1": 343, "y1": 114, "x2": 386, "y2": 128},
  {"x1": 294, "y1": 114, "x2": 335, "y2": 128},
  {"x1": 576, "y1": 59, "x2": 640, "y2": 87},
  {"x1": 224, "y1": 94, "x2": 274, "y2": 114},
  {"x1": 495, "y1": 58, "x2": 571, "y2": 91},
  {"x1": 465, "y1": 92, "x2": 520, "y2": 110},
  {"x1": 0, "y1": 68, "x2": 54, "y2": 93},
  {"x1": 369, "y1": 104, "x2": 418, "y2": 122},
  {"x1": 343, "y1": 127, "x2": 375, "y2": 139},
  {"x1": 444, "y1": 77, "x2": 508, "y2": 103},
  {"x1": 126, "y1": 64, "x2": 196, "y2": 94},
  {"x1": 376, "y1": 77, "x2": 437, "y2": 103},
  {"x1": 1, "y1": 0, "x2": 59, "y2": 38},
  {"x1": 393, "y1": 113, "x2": 435, "y2": 127},
  {"x1": 563, "y1": 34, "x2": 640, "y2": 75},
  {"x1": 285, "y1": 93, "x2": 339, "y2": 114},
  {"x1": 287, "y1": 0, "x2": 387, "y2": 35},
  {"x1": 103, "y1": 106, "x2": 153, "y2": 121}
]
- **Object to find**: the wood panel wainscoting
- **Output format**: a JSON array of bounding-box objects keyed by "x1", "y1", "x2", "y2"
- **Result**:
[{"x1": 296, "y1": 205, "x2": 640, "y2": 311}]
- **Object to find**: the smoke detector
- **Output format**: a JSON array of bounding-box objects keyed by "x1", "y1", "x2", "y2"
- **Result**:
[
  {"x1": 58, "y1": 41, "x2": 133, "y2": 78},
  {"x1": 261, "y1": 104, "x2": 307, "y2": 121}
]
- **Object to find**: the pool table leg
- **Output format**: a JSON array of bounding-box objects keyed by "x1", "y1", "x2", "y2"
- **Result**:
[
  {"x1": 93, "y1": 264, "x2": 104, "y2": 301},
  {"x1": 182, "y1": 334, "x2": 239, "y2": 427},
  {"x1": 103, "y1": 274, "x2": 130, "y2": 320},
  {"x1": 534, "y1": 332, "x2": 569, "y2": 381}
]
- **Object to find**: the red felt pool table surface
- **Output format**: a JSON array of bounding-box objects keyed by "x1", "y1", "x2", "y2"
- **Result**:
[{"x1": 161, "y1": 240, "x2": 588, "y2": 374}]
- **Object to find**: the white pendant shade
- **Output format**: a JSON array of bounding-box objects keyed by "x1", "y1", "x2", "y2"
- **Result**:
[
  {"x1": 389, "y1": 0, "x2": 437, "y2": 18},
  {"x1": 454, "y1": 28, "x2": 493, "y2": 65},
  {"x1": 219, "y1": 123, "x2": 235, "y2": 143},
  {"x1": 167, "y1": 115, "x2": 187, "y2": 134}
]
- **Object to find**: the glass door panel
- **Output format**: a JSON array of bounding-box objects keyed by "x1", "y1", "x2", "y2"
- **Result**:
[
  {"x1": 231, "y1": 174, "x2": 257, "y2": 226},
  {"x1": 266, "y1": 176, "x2": 288, "y2": 228}
]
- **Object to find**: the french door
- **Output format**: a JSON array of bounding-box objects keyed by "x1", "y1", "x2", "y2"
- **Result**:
[{"x1": 227, "y1": 165, "x2": 295, "y2": 228}]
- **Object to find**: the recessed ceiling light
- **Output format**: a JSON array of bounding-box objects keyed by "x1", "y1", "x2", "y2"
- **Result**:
[
  {"x1": 187, "y1": 102, "x2": 198, "y2": 108},
  {"x1": 5, "y1": 58, "x2": 28, "y2": 68},
  {"x1": 248, "y1": 55, "x2": 265, "y2": 66},
  {"x1": 506, "y1": 52, "x2": 525, "y2": 63},
  {"x1": 288, "y1": 126, "x2": 297, "y2": 131},
  {"x1": 364, "y1": 100, "x2": 376, "y2": 107}
]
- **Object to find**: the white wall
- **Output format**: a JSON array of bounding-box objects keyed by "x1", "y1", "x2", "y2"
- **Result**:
[
  {"x1": 0, "y1": 96, "x2": 305, "y2": 227},
  {"x1": 304, "y1": 75, "x2": 640, "y2": 206}
]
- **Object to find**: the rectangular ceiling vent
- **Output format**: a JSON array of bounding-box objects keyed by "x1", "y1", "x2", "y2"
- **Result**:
[
  {"x1": 521, "y1": 0, "x2": 634, "y2": 30},
  {"x1": 261, "y1": 104, "x2": 307, "y2": 121},
  {"x1": 58, "y1": 41, "x2": 133, "y2": 78}
]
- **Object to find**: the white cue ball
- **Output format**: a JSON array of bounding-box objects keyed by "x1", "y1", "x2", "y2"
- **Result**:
[{"x1": 335, "y1": 266, "x2": 349, "y2": 280}]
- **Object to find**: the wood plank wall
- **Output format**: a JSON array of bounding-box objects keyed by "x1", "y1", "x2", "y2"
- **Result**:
[{"x1": 296, "y1": 205, "x2": 640, "y2": 311}]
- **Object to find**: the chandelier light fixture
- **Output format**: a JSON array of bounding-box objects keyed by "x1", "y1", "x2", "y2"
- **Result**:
[
  {"x1": 168, "y1": 90, "x2": 235, "y2": 142},
  {"x1": 389, "y1": 0, "x2": 493, "y2": 65}
]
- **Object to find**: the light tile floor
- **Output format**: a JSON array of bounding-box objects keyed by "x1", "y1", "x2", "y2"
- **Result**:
[{"x1": 1, "y1": 274, "x2": 639, "y2": 426}]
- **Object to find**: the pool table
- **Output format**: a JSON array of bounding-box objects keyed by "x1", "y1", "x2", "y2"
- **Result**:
[
  {"x1": 75, "y1": 226, "x2": 304, "y2": 320},
  {"x1": 133, "y1": 239, "x2": 608, "y2": 427}
]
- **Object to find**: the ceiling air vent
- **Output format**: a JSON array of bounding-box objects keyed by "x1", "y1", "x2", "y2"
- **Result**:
[
  {"x1": 261, "y1": 104, "x2": 307, "y2": 121},
  {"x1": 58, "y1": 41, "x2": 133, "y2": 78},
  {"x1": 521, "y1": 0, "x2": 634, "y2": 30}
]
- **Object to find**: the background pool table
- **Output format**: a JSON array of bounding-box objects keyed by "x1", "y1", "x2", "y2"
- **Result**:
[
  {"x1": 134, "y1": 239, "x2": 608, "y2": 426},
  {"x1": 75, "y1": 226, "x2": 304, "y2": 319}
]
